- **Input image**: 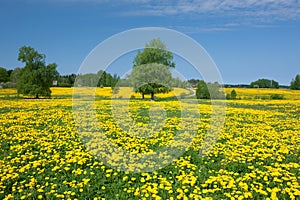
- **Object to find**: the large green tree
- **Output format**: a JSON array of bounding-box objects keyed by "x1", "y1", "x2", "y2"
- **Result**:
[
  {"x1": 131, "y1": 38, "x2": 175, "y2": 100},
  {"x1": 290, "y1": 74, "x2": 300, "y2": 90},
  {"x1": 130, "y1": 63, "x2": 172, "y2": 100},
  {"x1": 17, "y1": 46, "x2": 59, "y2": 98}
]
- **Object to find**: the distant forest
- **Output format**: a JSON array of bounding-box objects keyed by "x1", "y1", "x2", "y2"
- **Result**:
[{"x1": 0, "y1": 66, "x2": 298, "y2": 89}]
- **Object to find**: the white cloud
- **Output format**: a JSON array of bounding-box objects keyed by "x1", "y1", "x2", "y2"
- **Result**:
[
  {"x1": 169, "y1": 24, "x2": 236, "y2": 34},
  {"x1": 23, "y1": 0, "x2": 300, "y2": 20},
  {"x1": 121, "y1": 0, "x2": 300, "y2": 21},
  {"x1": 23, "y1": 0, "x2": 300, "y2": 29}
]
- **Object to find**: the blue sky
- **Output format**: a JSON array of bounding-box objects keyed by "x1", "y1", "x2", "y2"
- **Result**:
[{"x1": 0, "y1": 0, "x2": 299, "y2": 85}]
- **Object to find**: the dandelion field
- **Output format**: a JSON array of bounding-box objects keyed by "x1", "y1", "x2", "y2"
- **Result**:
[{"x1": 1, "y1": 88, "x2": 300, "y2": 200}]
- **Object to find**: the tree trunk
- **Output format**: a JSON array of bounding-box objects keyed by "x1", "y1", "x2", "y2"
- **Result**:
[
  {"x1": 151, "y1": 92, "x2": 154, "y2": 100},
  {"x1": 142, "y1": 93, "x2": 144, "y2": 99},
  {"x1": 35, "y1": 93, "x2": 39, "y2": 99}
]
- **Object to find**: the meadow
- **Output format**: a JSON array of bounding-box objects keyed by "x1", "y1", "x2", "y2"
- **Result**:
[{"x1": 0, "y1": 87, "x2": 299, "y2": 200}]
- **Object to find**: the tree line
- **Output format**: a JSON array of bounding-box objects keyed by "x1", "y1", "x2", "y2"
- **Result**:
[
  {"x1": 0, "y1": 41, "x2": 299, "y2": 99},
  {"x1": 0, "y1": 67, "x2": 120, "y2": 89},
  {"x1": 189, "y1": 76, "x2": 300, "y2": 90}
]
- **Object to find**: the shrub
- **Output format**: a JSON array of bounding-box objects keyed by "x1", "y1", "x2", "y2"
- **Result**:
[{"x1": 226, "y1": 89, "x2": 237, "y2": 100}]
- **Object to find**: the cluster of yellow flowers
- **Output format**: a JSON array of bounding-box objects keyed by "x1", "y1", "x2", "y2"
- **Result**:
[
  {"x1": 0, "y1": 87, "x2": 191, "y2": 99},
  {"x1": 224, "y1": 88, "x2": 300, "y2": 100},
  {"x1": 0, "y1": 87, "x2": 299, "y2": 199}
]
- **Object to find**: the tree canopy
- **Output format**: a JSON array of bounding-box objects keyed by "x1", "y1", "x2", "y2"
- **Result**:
[
  {"x1": 17, "y1": 46, "x2": 58, "y2": 98},
  {"x1": 290, "y1": 74, "x2": 300, "y2": 90},
  {"x1": 133, "y1": 38, "x2": 175, "y2": 68},
  {"x1": 250, "y1": 78, "x2": 279, "y2": 88}
]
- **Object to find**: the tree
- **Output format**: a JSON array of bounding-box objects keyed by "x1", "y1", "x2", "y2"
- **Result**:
[
  {"x1": 0, "y1": 67, "x2": 9, "y2": 83},
  {"x1": 188, "y1": 79, "x2": 200, "y2": 87},
  {"x1": 97, "y1": 70, "x2": 107, "y2": 87},
  {"x1": 96, "y1": 70, "x2": 119, "y2": 88},
  {"x1": 75, "y1": 73, "x2": 98, "y2": 87},
  {"x1": 17, "y1": 46, "x2": 59, "y2": 98},
  {"x1": 10, "y1": 67, "x2": 22, "y2": 88},
  {"x1": 196, "y1": 81, "x2": 224, "y2": 99},
  {"x1": 131, "y1": 38, "x2": 175, "y2": 100},
  {"x1": 226, "y1": 89, "x2": 237, "y2": 99},
  {"x1": 111, "y1": 73, "x2": 120, "y2": 89},
  {"x1": 196, "y1": 80, "x2": 210, "y2": 99},
  {"x1": 133, "y1": 38, "x2": 175, "y2": 68},
  {"x1": 171, "y1": 77, "x2": 188, "y2": 88},
  {"x1": 57, "y1": 73, "x2": 76, "y2": 87},
  {"x1": 130, "y1": 63, "x2": 172, "y2": 100},
  {"x1": 250, "y1": 78, "x2": 279, "y2": 88},
  {"x1": 230, "y1": 89, "x2": 237, "y2": 99},
  {"x1": 290, "y1": 74, "x2": 300, "y2": 90},
  {"x1": 7, "y1": 69, "x2": 13, "y2": 79}
]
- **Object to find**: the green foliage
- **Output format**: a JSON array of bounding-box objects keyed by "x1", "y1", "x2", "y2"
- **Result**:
[
  {"x1": 196, "y1": 81, "x2": 225, "y2": 99},
  {"x1": 75, "y1": 73, "x2": 98, "y2": 87},
  {"x1": 170, "y1": 77, "x2": 188, "y2": 88},
  {"x1": 226, "y1": 89, "x2": 237, "y2": 99},
  {"x1": 130, "y1": 63, "x2": 172, "y2": 100},
  {"x1": 57, "y1": 74, "x2": 76, "y2": 87},
  {"x1": 250, "y1": 78, "x2": 279, "y2": 88},
  {"x1": 196, "y1": 80, "x2": 210, "y2": 99},
  {"x1": 231, "y1": 89, "x2": 237, "y2": 99},
  {"x1": 290, "y1": 74, "x2": 300, "y2": 90},
  {"x1": 9, "y1": 68, "x2": 22, "y2": 88},
  {"x1": 227, "y1": 89, "x2": 237, "y2": 99},
  {"x1": 270, "y1": 94, "x2": 284, "y2": 99},
  {"x1": 116, "y1": 78, "x2": 131, "y2": 87},
  {"x1": 133, "y1": 38, "x2": 175, "y2": 68},
  {"x1": 0, "y1": 67, "x2": 9, "y2": 83},
  {"x1": 17, "y1": 46, "x2": 59, "y2": 98},
  {"x1": 74, "y1": 70, "x2": 120, "y2": 88},
  {"x1": 97, "y1": 70, "x2": 120, "y2": 88}
]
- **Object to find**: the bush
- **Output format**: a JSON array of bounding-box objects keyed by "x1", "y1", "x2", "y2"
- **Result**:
[
  {"x1": 226, "y1": 89, "x2": 237, "y2": 100},
  {"x1": 230, "y1": 89, "x2": 237, "y2": 99}
]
